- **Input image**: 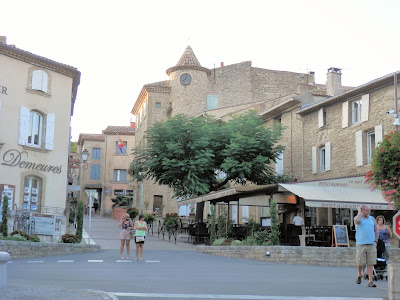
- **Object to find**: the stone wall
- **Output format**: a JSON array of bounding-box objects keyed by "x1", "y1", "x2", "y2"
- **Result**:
[
  {"x1": 0, "y1": 240, "x2": 101, "y2": 259},
  {"x1": 197, "y1": 245, "x2": 400, "y2": 267}
]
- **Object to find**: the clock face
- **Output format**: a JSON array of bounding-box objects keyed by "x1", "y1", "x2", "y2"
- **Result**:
[{"x1": 180, "y1": 73, "x2": 192, "y2": 85}]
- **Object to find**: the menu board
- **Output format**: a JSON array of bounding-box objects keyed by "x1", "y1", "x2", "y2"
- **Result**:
[{"x1": 332, "y1": 225, "x2": 349, "y2": 247}]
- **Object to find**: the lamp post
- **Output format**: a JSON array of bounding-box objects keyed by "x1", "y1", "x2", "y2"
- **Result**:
[{"x1": 68, "y1": 149, "x2": 89, "y2": 170}]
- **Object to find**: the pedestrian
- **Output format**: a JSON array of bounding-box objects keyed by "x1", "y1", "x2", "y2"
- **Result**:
[
  {"x1": 118, "y1": 213, "x2": 133, "y2": 259},
  {"x1": 376, "y1": 215, "x2": 392, "y2": 261},
  {"x1": 293, "y1": 212, "x2": 304, "y2": 226},
  {"x1": 93, "y1": 198, "x2": 99, "y2": 214},
  {"x1": 134, "y1": 213, "x2": 147, "y2": 261},
  {"x1": 354, "y1": 204, "x2": 379, "y2": 287}
]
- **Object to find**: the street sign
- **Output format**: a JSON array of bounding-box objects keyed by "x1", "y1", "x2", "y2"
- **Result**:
[{"x1": 393, "y1": 211, "x2": 400, "y2": 240}]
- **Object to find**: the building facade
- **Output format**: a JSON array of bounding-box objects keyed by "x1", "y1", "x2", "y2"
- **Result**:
[
  {"x1": 0, "y1": 36, "x2": 80, "y2": 239},
  {"x1": 131, "y1": 46, "x2": 337, "y2": 217},
  {"x1": 76, "y1": 126, "x2": 135, "y2": 214}
]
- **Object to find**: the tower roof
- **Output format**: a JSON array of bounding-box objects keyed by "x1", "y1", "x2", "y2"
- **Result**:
[{"x1": 166, "y1": 45, "x2": 210, "y2": 75}]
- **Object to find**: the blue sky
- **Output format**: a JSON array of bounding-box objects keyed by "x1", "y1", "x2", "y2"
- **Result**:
[{"x1": 1, "y1": 0, "x2": 399, "y2": 140}]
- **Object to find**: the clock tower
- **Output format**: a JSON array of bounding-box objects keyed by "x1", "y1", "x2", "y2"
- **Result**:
[{"x1": 166, "y1": 46, "x2": 211, "y2": 116}]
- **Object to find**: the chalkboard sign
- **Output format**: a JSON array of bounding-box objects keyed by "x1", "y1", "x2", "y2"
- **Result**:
[{"x1": 332, "y1": 225, "x2": 349, "y2": 247}]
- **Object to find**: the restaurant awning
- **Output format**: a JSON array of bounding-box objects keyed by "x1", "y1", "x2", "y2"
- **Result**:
[
  {"x1": 177, "y1": 184, "x2": 277, "y2": 207},
  {"x1": 279, "y1": 176, "x2": 390, "y2": 210}
]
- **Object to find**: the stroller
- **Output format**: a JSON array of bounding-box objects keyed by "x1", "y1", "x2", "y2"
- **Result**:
[{"x1": 364, "y1": 239, "x2": 388, "y2": 281}]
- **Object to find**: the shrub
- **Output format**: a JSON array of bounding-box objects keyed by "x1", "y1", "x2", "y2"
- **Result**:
[
  {"x1": 244, "y1": 219, "x2": 261, "y2": 238},
  {"x1": 212, "y1": 238, "x2": 226, "y2": 246},
  {"x1": 0, "y1": 195, "x2": 8, "y2": 237},
  {"x1": 231, "y1": 239, "x2": 242, "y2": 246},
  {"x1": 111, "y1": 195, "x2": 129, "y2": 208},
  {"x1": 127, "y1": 207, "x2": 139, "y2": 220},
  {"x1": 11, "y1": 230, "x2": 30, "y2": 240},
  {"x1": 268, "y1": 200, "x2": 280, "y2": 245},
  {"x1": 75, "y1": 200, "x2": 84, "y2": 243},
  {"x1": 61, "y1": 233, "x2": 77, "y2": 243},
  {"x1": 0, "y1": 234, "x2": 27, "y2": 241},
  {"x1": 144, "y1": 213, "x2": 155, "y2": 223},
  {"x1": 367, "y1": 129, "x2": 400, "y2": 208}
]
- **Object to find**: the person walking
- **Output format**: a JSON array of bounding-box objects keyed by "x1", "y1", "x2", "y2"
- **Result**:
[
  {"x1": 376, "y1": 215, "x2": 392, "y2": 261},
  {"x1": 134, "y1": 213, "x2": 147, "y2": 261},
  {"x1": 118, "y1": 213, "x2": 133, "y2": 259},
  {"x1": 354, "y1": 204, "x2": 379, "y2": 287}
]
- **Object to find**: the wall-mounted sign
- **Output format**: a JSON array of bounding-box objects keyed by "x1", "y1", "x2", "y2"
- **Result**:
[
  {"x1": 30, "y1": 213, "x2": 56, "y2": 236},
  {"x1": 114, "y1": 189, "x2": 134, "y2": 196},
  {"x1": 1, "y1": 149, "x2": 62, "y2": 174}
]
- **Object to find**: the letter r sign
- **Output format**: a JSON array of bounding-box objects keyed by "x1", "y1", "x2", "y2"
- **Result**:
[{"x1": 394, "y1": 211, "x2": 400, "y2": 240}]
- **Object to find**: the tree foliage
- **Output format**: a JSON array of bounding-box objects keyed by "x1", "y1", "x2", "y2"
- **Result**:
[
  {"x1": 366, "y1": 129, "x2": 400, "y2": 208},
  {"x1": 267, "y1": 200, "x2": 280, "y2": 245},
  {"x1": 75, "y1": 200, "x2": 84, "y2": 243},
  {"x1": 129, "y1": 111, "x2": 285, "y2": 198}
]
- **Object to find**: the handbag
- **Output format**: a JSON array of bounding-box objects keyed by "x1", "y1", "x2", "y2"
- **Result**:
[
  {"x1": 130, "y1": 229, "x2": 136, "y2": 237},
  {"x1": 136, "y1": 236, "x2": 145, "y2": 242}
]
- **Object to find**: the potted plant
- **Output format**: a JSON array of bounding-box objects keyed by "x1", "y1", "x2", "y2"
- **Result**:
[
  {"x1": 127, "y1": 207, "x2": 139, "y2": 220},
  {"x1": 164, "y1": 213, "x2": 179, "y2": 232},
  {"x1": 112, "y1": 195, "x2": 130, "y2": 220},
  {"x1": 144, "y1": 213, "x2": 156, "y2": 224}
]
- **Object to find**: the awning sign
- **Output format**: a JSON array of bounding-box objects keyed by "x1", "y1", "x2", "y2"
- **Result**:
[{"x1": 305, "y1": 201, "x2": 389, "y2": 210}]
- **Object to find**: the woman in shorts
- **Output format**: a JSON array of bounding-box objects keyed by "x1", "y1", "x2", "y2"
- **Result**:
[{"x1": 134, "y1": 213, "x2": 147, "y2": 261}]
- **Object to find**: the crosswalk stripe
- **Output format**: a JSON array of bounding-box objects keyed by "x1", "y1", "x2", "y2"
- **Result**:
[
  {"x1": 27, "y1": 261, "x2": 43, "y2": 263},
  {"x1": 116, "y1": 260, "x2": 132, "y2": 263},
  {"x1": 88, "y1": 260, "x2": 103, "y2": 263},
  {"x1": 57, "y1": 260, "x2": 74, "y2": 263},
  {"x1": 109, "y1": 293, "x2": 384, "y2": 300},
  {"x1": 145, "y1": 260, "x2": 160, "y2": 263}
]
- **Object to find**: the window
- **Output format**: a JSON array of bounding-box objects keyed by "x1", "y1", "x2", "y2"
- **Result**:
[
  {"x1": 92, "y1": 148, "x2": 100, "y2": 159},
  {"x1": 342, "y1": 94, "x2": 370, "y2": 128},
  {"x1": 206, "y1": 95, "x2": 218, "y2": 110},
  {"x1": 355, "y1": 125, "x2": 383, "y2": 166},
  {"x1": 18, "y1": 106, "x2": 55, "y2": 150},
  {"x1": 113, "y1": 169, "x2": 127, "y2": 182},
  {"x1": 275, "y1": 152, "x2": 284, "y2": 175},
  {"x1": 350, "y1": 99, "x2": 362, "y2": 124},
  {"x1": 31, "y1": 70, "x2": 49, "y2": 93},
  {"x1": 115, "y1": 141, "x2": 127, "y2": 155},
  {"x1": 90, "y1": 165, "x2": 100, "y2": 179},
  {"x1": 319, "y1": 146, "x2": 326, "y2": 172},
  {"x1": 242, "y1": 206, "x2": 249, "y2": 222},
  {"x1": 155, "y1": 102, "x2": 161, "y2": 108},
  {"x1": 318, "y1": 108, "x2": 326, "y2": 128},
  {"x1": 312, "y1": 142, "x2": 331, "y2": 174},
  {"x1": 28, "y1": 111, "x2": 42, "y2": 146},
  {"x1": 23, "y1": 176, "x2": 41, "y2": 212},
  {"x1": 366, "y1": 130, "x2": 375, "y2": 164}
]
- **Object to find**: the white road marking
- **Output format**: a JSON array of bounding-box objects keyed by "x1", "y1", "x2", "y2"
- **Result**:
[
  {"x1": 110, "y1": 294, "x2": 383, "y2": 300},
  {"x1": 82, "y1": 229, "x2": 96, "y2": 245},
  {"x1": 57, "y1": 260, "x2": 74, "y2": 263},
  {"x1": 116, "y1": 260, "x2": 132, "y2": 263},
  {"x1": 27, "y1": 261, "x2": 43, "y2": 263},
  {"x1": 88, "y1": 260, "x2": 103, "y2": 263},
  {"x1": 145, "y1": 260, "x2": 160, "y2": 263},
  {"x1": 7, "y1": 261, "x2": 13, "y2": 263}
]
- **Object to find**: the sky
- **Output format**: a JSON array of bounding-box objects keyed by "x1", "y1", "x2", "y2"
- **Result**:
[{"x1": 1, "y1": 0, "x2": 399, "y2": 141}]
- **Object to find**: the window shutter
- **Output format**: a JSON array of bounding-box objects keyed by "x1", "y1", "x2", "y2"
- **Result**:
[
  {"x1": 45, "y1": 113, "x2": 55, "y2": 150},
  {"x1": 355, "y1": 130, "x2": 363, "y2": 166},
  {"x1": 18, "y1": 106, "x2": 30, "y2": 145},
  {"x1": 32, "y1": 70, "x2": 43, "y2": 90},
  {"x1": 207, "y1": 95, "x2": 218, "y2": 110},
  {"x1": 342, "y1": 102, "x2": 349, "y2": 128},
  {"x1": 41, "y1": 71, "x2": 48, "y2": 93},
  {"x1": 375, "y1": 124, "x2": 383, "y2": 145},
  {"x1": 312, "y1": 146, "x2": 317, "y2": 174},
  {"x1": 325, "y1": 142, "x2": 331, "y2": 171},
  {"x1": 361, "y1": 94, "x2": 369, "y2": 122},
  {"x1": 318, "y1": 108, "x2": 324, "y2": 128}
]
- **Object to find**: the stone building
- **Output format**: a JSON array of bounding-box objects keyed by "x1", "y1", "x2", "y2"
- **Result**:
[
  {"x1": 0, "y1": 36, "x2": 80, "y2": 239},
  {"x1": 131, "y1": 46, "x2": 338, "y2": 217},
  {"x1": 76, "y1": 126, "x2": 135, "y2": 215}
]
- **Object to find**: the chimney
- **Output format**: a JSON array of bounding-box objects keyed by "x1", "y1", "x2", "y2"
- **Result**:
[
  {"x1": 307, "y1": 71, "x2": 315, "y2": 85},
  {"x1": 130, "y1": 121, "x2": 136, "y2": 131},
  {"x1": 326, "y1": 67, "x2": 343, "y2": 96},
  {"x1": 0, "y1": 36, "x2": 7, "y2": 44},
  {"x1": 296, "y1": 74, "x2": 311, "y2": 95},
  {"x1": 220, "y1": 62, "x2": 224, "y2": 67}
]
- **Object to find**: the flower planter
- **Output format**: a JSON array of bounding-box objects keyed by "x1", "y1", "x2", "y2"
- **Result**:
[{"x1": 112, "y1": 207, "x2": 127, "y2": 220}]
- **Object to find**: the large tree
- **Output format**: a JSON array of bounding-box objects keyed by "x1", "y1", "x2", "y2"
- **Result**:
[{"x1": 129, "y1": 111, "x2": 286, "y2": 199}]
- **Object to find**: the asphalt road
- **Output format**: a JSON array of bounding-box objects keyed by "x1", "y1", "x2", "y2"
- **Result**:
[{"x1": 6, "y1": 248, "x2": 388, "y2": 299}]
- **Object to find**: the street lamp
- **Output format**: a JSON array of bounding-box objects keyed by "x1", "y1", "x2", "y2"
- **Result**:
[{"x1": 69, "y1": 149, "x2": 89, "y2": 170}]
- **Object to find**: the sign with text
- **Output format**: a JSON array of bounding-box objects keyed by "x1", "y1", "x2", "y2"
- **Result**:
[
  {"x1": 30, "y1": 213, "x2": 55, "y2": 235},
  {"x1": 332, "y1": 225, "x2": 349, "y2": 247},
  {"x1": 393, "y1": 211, "x2": 400, "y2": 240}
]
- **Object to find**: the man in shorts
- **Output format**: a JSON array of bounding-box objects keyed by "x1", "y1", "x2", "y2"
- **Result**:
[{"x1": 354, "y1": 204, "x2": 379, "y2": 287}]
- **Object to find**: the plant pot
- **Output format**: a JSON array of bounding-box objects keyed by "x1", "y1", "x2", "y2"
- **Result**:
[{"x1": 113, "y1": 207, "x2": 127, "y2": 221}]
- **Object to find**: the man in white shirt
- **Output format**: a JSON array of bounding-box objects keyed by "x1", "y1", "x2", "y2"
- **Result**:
[{"x1": 293, "y1": 212, "x2": 304, "y2": 226}]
